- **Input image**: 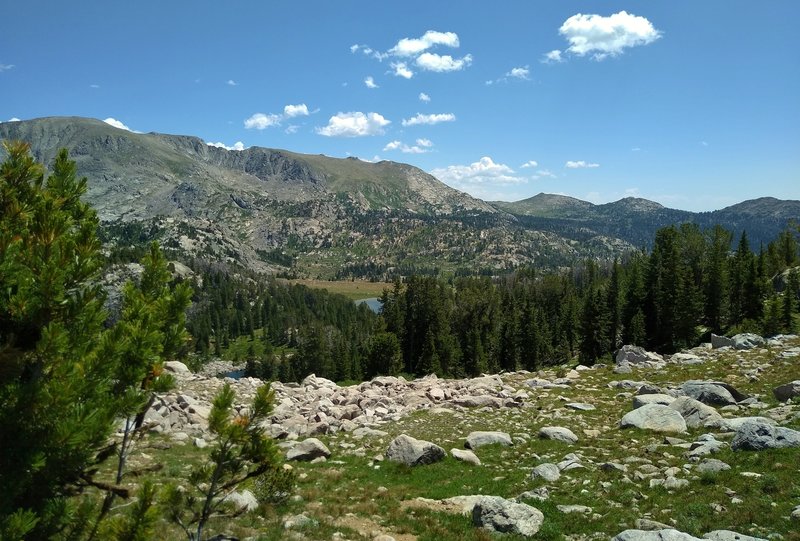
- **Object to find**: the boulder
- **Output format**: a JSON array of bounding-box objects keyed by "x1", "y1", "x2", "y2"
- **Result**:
[
  {"x1": 773, "y1": 380, "x2": 800, "y2": 402},
  {"x1": 730, "y1": 422, "x2": 800, "y2": 451},
  {"x1": 731, "y1": 333, "x2": 765, "y2": 350},
  {"x1": 530, "y1": 463, "x2": 561, "y2": 482},
  {"x1": 386, "y1": 434, "x2": 445, "y2": 466},
  {"x1": 680, "y1": 381, "x2": 747, "y2": 406},
  {"x1": 616, "y1": 345, "x2": 664, "y2": 365},
  {"x1": 633, "y1": 394, "x2": 676, "y2": 408},
  {"x1": 538, "y1": 426, "x2": 578, "y2": 444},
  {"x1": 165, "y1": 360, "x2": 191, "y2": 374},
  {"x1": 451, "y1": 448, "x2": 481, "y2": 465},
  {"x1": 453, "y1": 396, "x2": 503, "y2": 408},
  {"x1": 620, "y1": 404, "x2": 687, "y2": 434},
  {"x1": 565, "y1": 402, "x2": 595, "y2": 411},
  {"x1": 286, "y1": 438, "x2": 331, "y2": 461},
  {"x1": 465, "y1": 431, "x2": 513, "y2": 449},
  {"x1": 223, "y1": 489, "x2": 259, "y2": 512},
  {"x1": 695, "y1": 458, "x2": 731, "y2": 475},
  {"x1": 710, "y1": 334, "x2": 735, "y2": 349},
  {"x1": 472, "y1": 496, "x2": 544, "y2": 537},
  {"x1": 612, "y1": 529, "x2": 703, "y2": 541},
  {"x1": 711, "y1": 416, "x2": 776, "y2": 432},
  {"x1": 669, "y1": 397, "x2": 723, "y2": 429}
]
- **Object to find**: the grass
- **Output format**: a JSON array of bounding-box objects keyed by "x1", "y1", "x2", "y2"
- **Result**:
[{"x1": 81, "y1": 337, "x2": 800, "y2": 540}]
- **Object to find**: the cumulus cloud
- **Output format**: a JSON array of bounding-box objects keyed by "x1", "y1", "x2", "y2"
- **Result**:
[
  {"x1": 416, "y1": 53, "x2": 472, "y2": 72},
  {"x1": 389, "y1": 30, "x2": 459, "y2": 57},
  {"x1": 244, "y1": 104, "x2": 310, "y2": 130},
  {"x1": 391, "y1": 62, "x2": 414, "y2": 79},
  {"x1": 316, "y1": 111, "x2": 390, "y2": 137},
  {"x1": 520, "y1": 160, "x2": 538, "y2": 168},
  {"x1": 207, "y1": 141, "x2": 246, "y2": 151},
  {"x1": 227, "y1": 79, "x2": 238, "y2": 86},
  {"x1": 419, "y1": 92, "x2": 431, "y2": 102},
  {"x1": 364, "y1": 76, "x2": 378, "y2": 89},
  {"x1": 431, "y1": 157, "x2": 526, "y2": 190},
  {"x1": 565, "y1": 160, "x2": 600, "y2": 169},
  {"x1": 244, "y1": 113, "x2": 282, "y2": 129},
  {"x1": 401, "y1": 113, "x2": 456, "y2": 126},
  {"x1": 103, "y1": 117, "x2": 140, "y2": 132},
  {"x1": 383, "y1": 138, "x2": 434, "y2": 154},
  {"x1": 284, "y1": 104, "x2": 309, "y2": 118},
  {"x1": 542, "y1": 50, "x2": 563, "y2": 63},
  {"x1": 0, "y1": 64, "x2": 14, "y2": 72},
  {"x1": 507, "y1": 66, "x2": 530, "y2": 79},
  {"x1": 559, "y1": 11, "x2": 661, "y2": 60},
  {"x1": 532, "y1": 169, "x2": 557, "y2": 180}
]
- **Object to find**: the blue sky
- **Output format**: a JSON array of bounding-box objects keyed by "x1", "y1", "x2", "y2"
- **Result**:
[{"x1": 1, "y1": 1, "x2": 798, "y2": 211}]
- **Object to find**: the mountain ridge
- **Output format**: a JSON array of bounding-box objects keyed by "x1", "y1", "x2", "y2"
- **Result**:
[{"x1": 1, "y1": 116, "x2": 797, "y2": 278}]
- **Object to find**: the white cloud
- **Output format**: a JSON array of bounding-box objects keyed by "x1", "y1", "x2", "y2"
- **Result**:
[
  {"x1": 350, "y1": 44, "x2": 360, "y2": 53},
  {"x1": 631, "y1": 147, "x2": 641, "y2": 152},
  {"x1": 103, "y1": 117, "x2": 136, "y2": 132},
  {"x1": 283, "y1": 104, "x2": 309, "y2": 118},
  {"x1": 520, "y1": 160, "x2": 538, "y2": 168},
  {"x1": 431, "y1": 157, "x2": 526, "y2": 190},
  {"x1": 89, "y1": 84, "x2": 100, "y2": 89},
  {"x1": 285, "y1": 125, "x2": 300, "y2": 134},
  {"x1": 316, "y1": 111, "x2": 390, "y2": 137},
  {"x1": 542, "y1": 50, "x2": 563, "y2": 63},
  {"x1": 532, "y1": 169, "x2": 557, "y2": 180},
  {"x1": 364, "y1": 76, "x2": 378, "y2": 89},
  {"x1": 700, "y1": 141, "x2": 709, "y2": 147},
  {"x1": 389, "y1": 30, "x2": 459, "y2": 57},
  {"x1": 416, "y1": 53, "x2": 472, "y2": 72},
  {"x1": 559, "y1": 11, "x2": 662, "y2": 60},
  {"x1": 419, "y1": 92, "x2": 431, "y2": 102},
  {"x1": 391, "y1": 62, "x2": 413, "y2": 79},
  {"x1": 244, "y1": 113, "x2": 282, "y2": 129},
  {"x1": 383, "y1": 138, "x2": 434, "y2": 154},
  {"x1": 401, "y1": 113, "x2": 456, "y2": 126},
  {"x1": 227, "y1": 79, "x2": 238, "y2": 86},
  {"x1": 207, "y1": 141, "x2": 246, "y2": 151},
  {"x1": 507, "y1": 66, "x2": 530, "y2": 79},
  {"x1": 565, "y1": 160, "x2": 600, "y2": 169},
  {"x1": 0, "y1": 64, "x2": 14, "y2": 72},
  {"x1": 5, "y1": 117, "x2": 21, "y2": 122}
]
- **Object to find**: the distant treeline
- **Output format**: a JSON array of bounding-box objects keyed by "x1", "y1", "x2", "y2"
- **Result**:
[{"x1": 183, "y1": 223, "x2": 799, "y2": 382}]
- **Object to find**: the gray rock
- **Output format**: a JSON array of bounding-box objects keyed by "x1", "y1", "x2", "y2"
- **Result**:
[
  {"x1": 451, "y1": 448, "x2": 481, "y2": 465},
  {"x1": 530, "y1": 463, "x2": 561, "y2": 482},
  {"x1": 703, "y1": 530, "x2": 767, "y2": 541},
  {"x1": 792, "y1": 504, "x2": 800, "y2": 520},
  {"x1": 557, "y1": 504, "x2": 592, "y2": 514},
  {"x1": 620, "y1": 404, "x2": 687, "y2": 433},
  {"x1": 731, "y1": 333, "x2": 765, "y2": 350},
  {"x1": 565, "y1": 402, "x2": 595, "y2": 411},
  {"x1": 165, "y1": 360, "x2": 191, "y2": 374},
  {"x1": 613, "y1": 529, "x2": 703, "y2": 541},
  {"x1": 465, "y1": 431, "x2": 513, "y2": 449},
  {"x1": 472, "y1": 496, "x2": 544, "y2": 537},
  {"x1": 730, "y1": 421, "x2": 800, "y2": 451},
  {"x1": 633, "y1": 394, "x2": 676, "y2": 408},
  {"x1": 711, "y1": 334, "x2": 735, "y2": 349},
  {"x1": 696, "y1": 458, "x2": 731, "y2": 475},
  {"x1": 286, "y1": 438, "x2": 331, "y2": 461},
  {"x1": 223, "y1": 489, "x2": 259, "y2": 512},
  {"x1": 711, "y1": 416, "x2": 776, "y2": 432},
  {"x1": 669, "y1": 396, "x2": 723, "y2": 429},
  {"x1": 773, "y1": 380, "x2": 800, "y2": 402},
  {"x1": 386, "y1": 434, "x2": 445, "y2": 466},
  {"x1": 453, "y1": 395, "x2": 503, "y2": 408},
  {"x1": 283, "y1": 513, "x2": 318, "y2": 529},
  {"x1": 680, "y1": 381, "x2": 748, "y2": 406},
  {"x1": 616, "y1": 345, "x2": 664, "y2": 365},
  {"x1": 538, "y1": 426, "x2": 578, "y2": 444},
  {"x1": 635, "y1": 519, "x2": 673, "y2": 531}
]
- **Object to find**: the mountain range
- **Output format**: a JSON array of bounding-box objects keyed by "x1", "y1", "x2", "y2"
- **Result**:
[{"x1": 1, "y1": 117, "x2": 797, "y2": 278}]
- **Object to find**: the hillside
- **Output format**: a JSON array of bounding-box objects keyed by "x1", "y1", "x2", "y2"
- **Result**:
[{"x1": 1, "y1": 117, "x2": 797, "y2": 277}]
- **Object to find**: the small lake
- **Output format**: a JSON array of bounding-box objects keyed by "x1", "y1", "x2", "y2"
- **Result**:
[{"x1": 355, "y1": 297, "x2": 383, "y2": 313}]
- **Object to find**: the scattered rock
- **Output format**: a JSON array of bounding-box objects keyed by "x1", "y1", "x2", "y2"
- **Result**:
[
  {"x1": 530, "y1": 463, "x2": 561, "y2": 482},
  {"x1": 696, "y1": 459, "x2": 731, "y2": 475},
  {"x1": 613, "y1": 529, "x2": 703, "y2": 541},
  {"x1": 669, "y1": 397, "x2": 723, "y2": 429},
  {"x1": 730, "y1": 421, "x2": 800, "y2": 451},
  {"x1": 633, "y1": 394, "x2": 676, "y2": 408},
  {"x1": 620, "y1": 404, "x2": 687, "y2": 433},
  {"x1": 616, "y1": 345, "x2": 664, "y2": 366},
  {"x1": 731, "y1": 333, "x2": 766, "y2": 350},
  {"x1": 223, "y1": 489, "x2": 259, "y2": 512},
  {"x1": 703, "y1": 530, "x2": 768, "y2": 541},
  {"x1": 711, "y1": 334, "x2": 735, "y2": 349},
  {"x1": 465, "y1": 431, "x2": 513, "y2": 449},
  {"x1": 472, "y1": 496, "x2": 544, "y2": 537},
  {"x1": 283, "y1": 513, "x2": 318, "y2": 529},
  {"x1": 565, "y1": 402, "x2": 595, "y2": 411},
  {"x1": 557, "y1": 504, "x2": 592, "y2": 514},
  {"x1": 680, "y1": 381, "x2": 747, "y2": 406},
  {"x1": 386, "y1": 434, "x2": 445, "y2": 466},
  {"x1": 773, "y1": 381, "x2": 800, "y2": 402},
  {"x1": 165, "y1": 360, "x2": 191, "y2": 374},
  {"x1": 286, "y1": 438, "x2": 331, "y2": 461},
  {"x1": 451, "y1": 448, "x2": 481, "y2": 465},
  {"x1": 538, "y1": 426, "x2": 578, "y2": 444}
]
